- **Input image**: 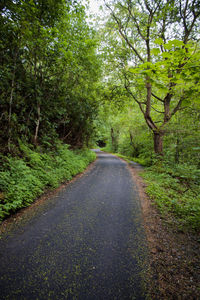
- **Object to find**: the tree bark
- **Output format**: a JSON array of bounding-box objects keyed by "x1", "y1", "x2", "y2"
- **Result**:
[
  {"x1": 130, "y1": 132, "x2": 133, "y2": 145},
  {"x1": 8, "y1": 54, "x2": 17, "y2": 152},
  {"x1": 111, "y1": 128, "x2": 118, "y2": 152},
  {"x1": 175, "y1": 137, "x2": 180, "y2": 164},
  {"x1": 153, "y1": 131, "x2": 164, "y2": 156},
  {"x1": 34, "y1": 104, "x2": 40, "y2": 146},
  {"x1": 111, "y1": 128, "x2": 115, "y2": 150},
  {"x1": 8, "y1": 75, "x2": 15, "y2": 152}
]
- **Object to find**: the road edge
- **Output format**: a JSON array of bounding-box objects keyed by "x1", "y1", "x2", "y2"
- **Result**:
[{"x1": 0, "y1": 157, "x2": 98, "y2": 235}]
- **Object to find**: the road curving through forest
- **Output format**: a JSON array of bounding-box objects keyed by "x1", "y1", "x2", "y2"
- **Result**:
[{"x1": 0, "y1": 151, "x2": 149, "y2": 299}]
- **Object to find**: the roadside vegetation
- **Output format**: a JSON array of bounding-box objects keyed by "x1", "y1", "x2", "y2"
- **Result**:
[
  {"x1": 142, "y1": 163, "x2": 200, "y2": 230},
  {"x1": 99, "y1": 106, "x2": 200, "y2": 231},
  {"x1": 1, "y1": 0, "x2": 200, "y2": 232},
  {"x1": 1, "y1": 1, "x2": 199, "y2": 298},
  {"x1": 100, "y1": 109, "x2": 200, "y2": 231},
  {"x1": 112, "y1": 152, "x2": 200, "y2": 230},
  {"x1": 0, "y1": 1, "x2": 100, "y2": 221},
  {"x1": 0, "y1": 143, "x2": 96, "y2": 220},
  {"x1": 96, "y1": 0, "x2": 200, "y2": 232}
]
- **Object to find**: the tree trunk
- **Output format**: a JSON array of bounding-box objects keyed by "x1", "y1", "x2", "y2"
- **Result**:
[
  {"x1": 130, "y1": 132, "x2": 133, "y2": 145},
  {"x1": 8, "y1": 77, "x2": 15, "y2": 152},
  {"x1": 175, "y1": 137, "x2": 180, "y2": 164},
  {"x1": 111, "y1": 128, "x2": 115, "y2": 150},
  {"x1": 34, "y1": 104, "x2": 40, "y2": 146},
  {"x1": 153, "y1": 131, "x2": 163, "y2": 156},
  {"x1": 111, "y1": 128, "x2": 118, "y2": 152},
  {"x1": 8, "y1": 54, "x2": 17, "y2": 152}
]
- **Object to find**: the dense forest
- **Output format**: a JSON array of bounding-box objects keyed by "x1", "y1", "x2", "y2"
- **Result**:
[
  {"x1": 0, "y1": 0, "x2": 101, "y2": 151},
  {"x1": 0, "y1": 0, "x2": 200, "y2": 229},
  {"x1": 0, "y1": 0, "x2": 99, "y2": 219}
]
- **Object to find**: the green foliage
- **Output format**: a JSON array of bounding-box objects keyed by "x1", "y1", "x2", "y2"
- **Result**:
[
  {"x1": 111, "y1": 153, "x2": 149, "y2": 167},
  {"x1": 98, "y1": 98, "x2": 200, "y2": 230},
  {"x1": 163, "y1": 107, "x2": 200, "y2": 166},
  {"x1": 0, "y1": 158, "x2": 43, "y2": 218},
  {"x1": 141, "y1": 164, "x2": 200, "y2": 230},
  {"x1": 98, "y1": 99, "x2": 200, "y2": 230},
  {"x1": 101, "y1": 0, "x2": 200, "y2": 157},
  {"x1": 0, "y1": 0, "x2": 102, "y2": 152},
  {"x1": 0, "y1": 143, "x2": 96, "y2": 220},
  {"x1": 96, "y1": 104, "x2": 154, "y2": 165}
]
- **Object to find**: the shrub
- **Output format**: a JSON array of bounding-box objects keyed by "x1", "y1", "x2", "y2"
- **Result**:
[
  {"x1": 0, "y1": 143, "x2": 96, "y2": 220},
  {"x1": 141, "y1": 165, "x2": 200, "y2": 230}
]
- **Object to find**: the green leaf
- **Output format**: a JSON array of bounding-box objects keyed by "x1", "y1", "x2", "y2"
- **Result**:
[
  {"x1": 151, "y1": 48, "x2": 160, "y2": 55},
  {"x1": 162, "y1": 52, "x2": 171, "y2": 59},
  {"x1": 172, "y1": 40, "x2": 184, "y2": 47},
  {"x1": 155, "y1": 38, "x2": 163, "y2": 45}
]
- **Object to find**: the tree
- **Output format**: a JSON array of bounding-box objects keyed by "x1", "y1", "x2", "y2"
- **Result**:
[
  {"x1": 104, "y1": 0, "x2": 200, "y2": 155},
  {"x1": 0, "y1": 0, "x2": 102, "y2": 152}
]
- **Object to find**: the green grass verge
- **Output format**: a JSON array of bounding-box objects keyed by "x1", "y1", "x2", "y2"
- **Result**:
[
  {"x1": 0, "y1": 143, "x2": 96, "y2": 221},
  {"x1": 109, "y1": 152, "x2": 148, "y2": 166},
  {"x1": 141, "y1": 164, "x2": 200, "y2": 231},
  {"x1": 112, "y1": 152, "x2": 200, "y2": 231}
]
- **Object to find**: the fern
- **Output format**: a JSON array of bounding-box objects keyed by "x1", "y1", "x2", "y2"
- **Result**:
[{"x1": 0, "y1": 144, "x2": 96, "y2": 221}]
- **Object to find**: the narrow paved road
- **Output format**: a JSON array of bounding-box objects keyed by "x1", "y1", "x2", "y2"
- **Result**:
[{"x1": 0, "y1": 151, "x2": 148, "y2": 299}]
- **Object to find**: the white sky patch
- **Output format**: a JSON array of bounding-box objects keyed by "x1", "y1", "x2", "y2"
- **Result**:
[
  {"x1": 82, "y1": 0, "x2": 109, "y2": 24},
  {"x1": 87, "y1": 0, "x2": 103, "y2": 15}
]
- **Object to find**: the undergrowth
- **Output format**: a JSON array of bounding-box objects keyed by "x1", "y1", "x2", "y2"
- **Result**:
[
  {"x1": 141, "y1": 163, "x2": 200, "y2": 231},
  {"x1": 0, "y1": 142, "x2": 96, "y2": 221},
  {"x1": 114, "y1": 153, "x2": 200, "y2": 231},
  {"x1": 112, "y1": 153, "x2": 149, "y2": 166}
]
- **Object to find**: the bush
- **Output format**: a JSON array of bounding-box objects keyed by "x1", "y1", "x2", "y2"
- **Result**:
[{"x1": 0, "y1": 143, "x2": 96, "y2": 220}]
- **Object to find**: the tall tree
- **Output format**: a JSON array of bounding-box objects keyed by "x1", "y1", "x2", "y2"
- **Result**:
[
  {"x1": 0, "y1": 0, "x2": 101, "y2": 152},
  {"x1": 104, "y1": 0, "x2": 200, "y2": 155}
]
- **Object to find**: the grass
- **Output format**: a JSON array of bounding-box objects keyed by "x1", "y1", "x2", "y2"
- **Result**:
[
  {"x1": 112, "y1": 152, "x2": 200, "y2": 231},
  {"x1": 0, "y1": 143, "x2": 96, "y2": 221},
  {"x1": 112, "y1": 153, "x2": 148, "y2": 166},
  {"x1": 141, "y1": 164, "x2": 200, "y2": 231},
  {"x1": 100, "y1": 149, "x2": 150, "y2": 166}
]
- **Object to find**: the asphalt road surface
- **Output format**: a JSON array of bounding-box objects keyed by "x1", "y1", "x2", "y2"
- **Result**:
[{"x1": 0, "y1": 151, "x2": 148, "y2": 299}]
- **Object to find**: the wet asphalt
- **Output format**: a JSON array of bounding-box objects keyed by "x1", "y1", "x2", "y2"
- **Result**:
[{"x1": 0, "y1": 151, "x2": 148, "y2": 300}]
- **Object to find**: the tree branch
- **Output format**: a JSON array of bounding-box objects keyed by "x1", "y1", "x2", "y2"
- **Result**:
[
  {"x1": 105, "y1": 2, "x2": 145, "y2": 62},
  {"x1": 171, "y1": 97, "x2": 184, "y2": 117},
  {"x1": 152, "y1": 93, "x2": 164, "y2": 102},
  {"x1": 152, "y1": 106, "x2": 165, "y2": 113},
  {"x1": 126, "y1": 4, "x2": 146, "y2": 41}
]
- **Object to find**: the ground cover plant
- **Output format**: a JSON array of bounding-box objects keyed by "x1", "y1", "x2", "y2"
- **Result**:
[
  {"x1": 0, "y1": 143, "x2": 96, "y2": 221},
  {"x1": 141, "y1": 163, "x2": 200, "y2": 231},
  {"x1": 113, "y1": 152, "x2": 200, "y2": 231}
]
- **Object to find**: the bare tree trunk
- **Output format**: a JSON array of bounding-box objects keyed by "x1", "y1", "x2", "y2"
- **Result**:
[
  {"x1": 111, "y1": 128, "x2": 115, "y2": 150},
  {"x1": 34, "y1": 104, "x2": 40, "y2": 146},
  {"x1": 153, "y1": 131, "x2": 164, "y2": 156},
  {"x1": 130, "y1": 132, "x2": 133, "y2": 145},
  {"x1": 175, "y1": 137, "x2": 180, "y2": 164},
  {"x1": 62, "y1": 130, "x2": 72, "y2": 142},
  {"x1": 111, "y1": 128, "x2": 118, "y2": 152}
]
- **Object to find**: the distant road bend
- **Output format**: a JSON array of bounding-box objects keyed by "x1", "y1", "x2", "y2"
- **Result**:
[{"x1": 0, "y1": 150, "x2": 148, "y2": 299}]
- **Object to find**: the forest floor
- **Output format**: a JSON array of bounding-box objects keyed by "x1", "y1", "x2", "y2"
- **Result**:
[{"x1": 128, "y1": 163, "x2": 200, "y2": 299}]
